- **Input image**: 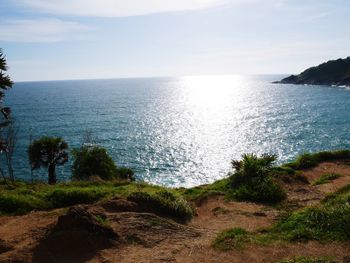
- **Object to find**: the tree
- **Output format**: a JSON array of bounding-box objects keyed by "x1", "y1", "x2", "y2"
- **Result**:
[
  {"x1": 0, "y1": 49, "x2": 14, "y2": 183},
  {"x1": 3, "y1": 122, "x2": 18, "y2": 181},
  {"x1": 0, "y1": 49, "x2": 13, "y2": 130},
  {"x1": 72, "y1": 146, "x2": 118, "y2": 181},
  {"x1": 29, "y1": 137, "x2": 68, "y2": 184}
]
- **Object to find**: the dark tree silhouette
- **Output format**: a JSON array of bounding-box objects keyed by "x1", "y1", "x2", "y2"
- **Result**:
[
  {"x1": 29, "y1": 137, "x2": 68, "y2": 184},
  {"x1": 0, "y1": 49, "x2": 13, "y2": 152},
  {"x1": 0, "y1": 49, "x2": 14, "y2": 183}
]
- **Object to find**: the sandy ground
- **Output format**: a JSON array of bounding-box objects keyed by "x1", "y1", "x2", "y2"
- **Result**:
[{"x1": 0, "y1": 161, "x2": 349, "y2": 263}]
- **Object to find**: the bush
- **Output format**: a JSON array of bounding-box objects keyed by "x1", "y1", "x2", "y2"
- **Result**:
[
  {"x1": 45, "y1": 188, "x2": 108, "y2": 208},
  {"x1": 285, "y1": 150, "x2": 350, "y2": 170},
  {"x1": 230, "y1": 177, "x2": 286, "y2": 203},
  {"x1": 229, "y1": 154, "x2": 286, "y2": 203},
  {"x1": 116, "y1": 167, "x2": 135, "y2": 181},
  {"x1": 0, "y1": 194, "x2": 47, "y2": 214},
  {"x1": 127, "y1": 190, "x2": 194, "y2": 223},
  {"x1": 72, "y1": 146, "x2": 134, "y2": 181}
]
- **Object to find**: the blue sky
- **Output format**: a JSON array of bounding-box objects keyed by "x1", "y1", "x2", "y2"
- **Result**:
[{"x1": 1, "y1": 0, "x2": 350, "y2": 81}]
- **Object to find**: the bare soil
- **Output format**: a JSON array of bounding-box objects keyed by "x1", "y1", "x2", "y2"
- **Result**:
[{"x1": 0, "y1": 161, "x2": 349, "y2": 263}]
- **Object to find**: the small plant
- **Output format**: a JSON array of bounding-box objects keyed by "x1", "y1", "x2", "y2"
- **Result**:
[
  {"x1": 313, "y1": 173, "x2": 341, "y2": 185},
  {"x1": 229, "y1": 153, "x2": 286, "y2": 203},
  {"x1": 29, "y1": 137, "x2": 68, "y2": 184},
  {"x1": 213, "y1": 227, "x2": 250, "y2": 250},
  {"x1": 127, "y1": 190, "x2": 194, "y2": 223}
]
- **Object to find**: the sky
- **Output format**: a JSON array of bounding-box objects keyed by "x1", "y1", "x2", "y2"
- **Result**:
[{"x1": 1, "y1": 0, "x2": 350, "y2": 81}]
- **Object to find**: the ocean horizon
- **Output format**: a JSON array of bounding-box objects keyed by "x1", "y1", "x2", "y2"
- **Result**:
[{"x1": 4, "y1": 74, "x2": 350, "y2": 187}]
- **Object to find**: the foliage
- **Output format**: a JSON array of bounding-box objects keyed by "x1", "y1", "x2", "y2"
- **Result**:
[
  {"x1": 177, "y1": 178, "x2": 230, "y2": 204},
  {"x1": 115, "y1": 167, "x2": 135, "y2": 181},
  {"x1": 213, "y1": 227, "x2": 251, "y2": 250},
  {"x1": 0, "y1": 49, "x2": 13, "y2": 91},
  {"x1": 45, "y1": 188, "x2": 108, "y2": 207},
  {"x1": 0, "y1": 180, "x2": 167, "y2": 215},
  {"x1": 313, "y1": 173, "x2": 341, "y2": 185},
  {"x1": 0, "y1": 49, "x2": 14, "y2": 183},
  {"x1": 72, "y1": 145, "x2": 133, "y2": 181},
  {"x1": 127, "y1": 190, "x2": 194, "y2": 223},
  {"x1": 28, "y1": 137, "x2": 68, "y2": 184},
  {"x1": 213, "y1": 184, "x2": 350, "y2": 251},
  {"x1": 284, "y1": 150, "x2": 350, "y2": 170},
  {"x1": 267, "y1": 184, "x2": 350, "y2": 242},
  {"x1": 229, "y1": 154, "x2": 286, "y2": 203}
]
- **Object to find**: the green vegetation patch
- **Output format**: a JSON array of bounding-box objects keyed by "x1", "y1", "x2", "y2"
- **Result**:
[
  {"x1": 213, "y1": 184, "x2": 350, "y2": 250},
  {"x1": 72, "y1": 146, "x2": 135, "y2": 181},
  {"x1": 0, "y1": 181, "x2": 168, "y2": 215},
  {"x1": 177, "y1": 178, "x2": 230, "y2": 204},
  {"x1": 127, "y1": 190, "x2": 194, "y2": 223},
  {"x1": 313, "y1": 173, "x2": 342, "y2": 185},
  {"x1": 213, "y1": 227, "x2": 252, "y2": 250},
  {"x1": 228, "y1": 154, "x2": 286, "y2": 204},
  {"x1": 284, "y1": 150, "x2": 350, "y2": 170}
]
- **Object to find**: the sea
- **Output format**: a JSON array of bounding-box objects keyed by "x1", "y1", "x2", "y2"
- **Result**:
[{"x1": 3, "y1": 75, "x2": 350, "y2": 187}]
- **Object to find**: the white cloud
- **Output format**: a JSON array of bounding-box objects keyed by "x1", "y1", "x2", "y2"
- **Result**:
[
  {"x1": 16, "y1": 0, "x2": 231, "y2": 17},
  {"x1": 0, "y1": 18, "x2": 93, "y2": 43}
]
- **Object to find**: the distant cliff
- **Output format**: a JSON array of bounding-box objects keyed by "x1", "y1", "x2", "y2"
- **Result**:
[{"x1": 275, "y1": 57, "x2": 350, "y2": 87}]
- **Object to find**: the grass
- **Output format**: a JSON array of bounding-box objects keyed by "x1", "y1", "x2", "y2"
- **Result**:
[
  {"x1": 313, "y1": 173, "x2": 342, "y2": 185},
  {"x1": 284, "y1": 150, "x2": 350, "y2": 170},
  {"x1": 93, "y1": 214, "x2": 110, "y2": 228},
  {"x1": 213, "y1": 183, "x2": 350, "y2": 250},
  {"x1": 176, "y1": 178, "x2": 230, "y2": 203},
  {"x1": 0, "y1": 180, "x2": 168, "y2": 215},
  {"x1": 213, "y1": 227, "x2": 251, "y2": 250},
  {"x1": 1, "y1": 149, "x2": 349, "y2": 219},
  {"x1": 127, "y1": 190, "x2": 194, "y2": 223}
]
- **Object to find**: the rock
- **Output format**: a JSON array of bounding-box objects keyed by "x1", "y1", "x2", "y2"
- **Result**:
[
  {"x1": 0, "y1": 239, "x2": 12, "y2": 254},
  {"x1": 32, "y1": 206, "x2": 118, "y2": 263}
]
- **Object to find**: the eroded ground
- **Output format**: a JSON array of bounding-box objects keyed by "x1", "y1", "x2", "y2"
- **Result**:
[{"x1": 0, "y1": 161, "x2": 349, "y2": 263}]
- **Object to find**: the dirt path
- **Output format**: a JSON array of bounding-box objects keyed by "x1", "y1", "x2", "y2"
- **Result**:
[{"x1": 0, "y1": 161, "x2": 349, "y2": 263}]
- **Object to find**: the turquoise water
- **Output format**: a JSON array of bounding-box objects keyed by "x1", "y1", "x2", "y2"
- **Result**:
[{"x1": 4, "y1": 75, "x2": 350, "y2": 187}]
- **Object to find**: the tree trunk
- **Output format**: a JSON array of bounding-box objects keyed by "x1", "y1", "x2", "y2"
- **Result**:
[{"x1": 48, "y1": 163, "x2": 56, "y2": 185}]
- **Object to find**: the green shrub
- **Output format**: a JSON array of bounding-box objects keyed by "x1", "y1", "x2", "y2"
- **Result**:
[
  {"x1": 127, "y1": 190, "x2": 194, "y2": 223},
  {"x1": 72, "y1": 146, "x2": 134, "y2": 181},
  {"x1": 229, "y1": 154, "x2": 286, "y2": 203},
  {"x1": 0, "y1": 194, "x2": 47, "y2": 214},
  {"x1": 213, "y1": 227, "x2": 250, "y2": 250},
  {"x1": 230, "y1": 177, "x2": 286, "y2": 203},
  {"x1": 116, "y1": 167, "x2": 135, "y2": 181},
  {"x1": 313, "y1": 173, "x2": 341, "y2": 185},
  {"x1": 45, "y1": 188, "x2": 108, "y2": 207},
  {"x1": 285, "y1": 150, "x2": 350, "y2": 170}
]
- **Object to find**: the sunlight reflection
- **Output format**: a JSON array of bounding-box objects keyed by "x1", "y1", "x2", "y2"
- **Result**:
[{"x1": 179, "y1": 75, "x2": 246, "y2": 110}]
